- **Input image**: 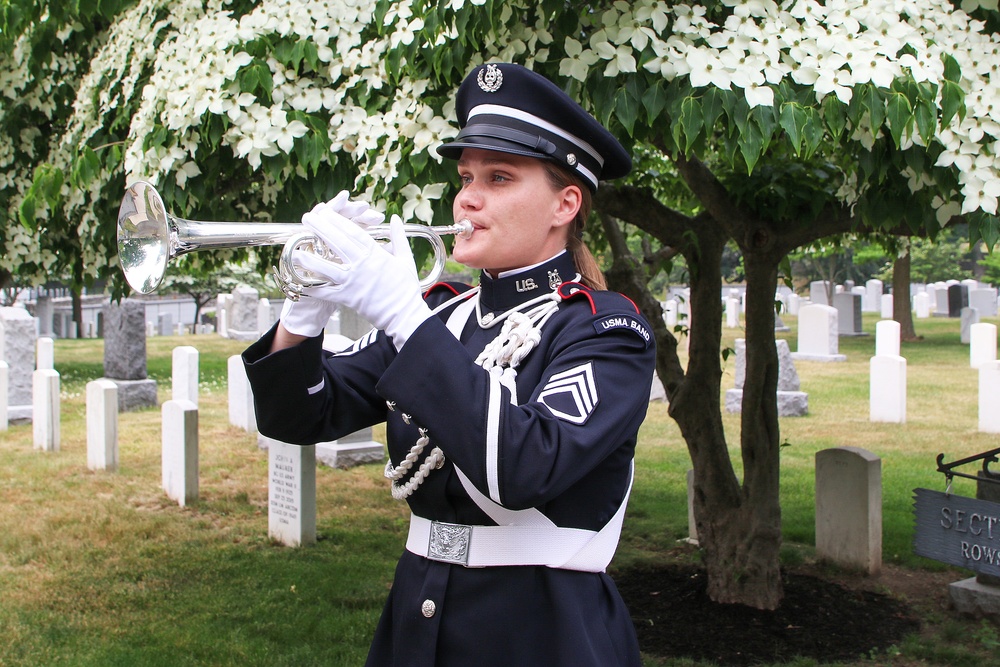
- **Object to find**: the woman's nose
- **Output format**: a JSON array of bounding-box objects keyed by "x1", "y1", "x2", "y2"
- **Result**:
[{"x1": 454, "y1": 182, "x2": 482, "y2": 211}]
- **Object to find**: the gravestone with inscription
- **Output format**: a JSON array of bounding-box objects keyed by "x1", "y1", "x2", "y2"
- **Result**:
[
  {"x1": 816, "y1": 447, "x2": 882, "y2": 574},
  {"x1": 725, "y1": 339, "x2": 807, "y2": 416},
  {"x1": 101, "y1": 299, "x2": 157, "y2": 411},
  {"x1": 948, "y1": 283, "x2": 969, "y2": 318},
  {"x1": 0, "y1": 306, "x2": 37, "y2": 422},
  {"x1": 792, "y1": 304, "x2": 846, "y2": 362},
  {"x1": 265, "y1": 437, "x2": 317, "y2": 547},
  {"x1": 832, "y1": 292, "x2": 864, "y2": 336},
  {"x1": 226, "y1": 285, "x2": 260, "y2": 341}
]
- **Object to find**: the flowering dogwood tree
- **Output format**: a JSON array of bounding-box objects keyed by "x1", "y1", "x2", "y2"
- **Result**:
[{"x1": 3, "y1": 0, "x2": 1000, "y2": 609}]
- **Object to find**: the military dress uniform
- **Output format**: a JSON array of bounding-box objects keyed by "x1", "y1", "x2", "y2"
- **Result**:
[
  {"x1": 242, "y1": 248, "x2": 654, "y2": 666},
  {"x1": 244, "y1": 61, "x2": 654, "y2": 666}
]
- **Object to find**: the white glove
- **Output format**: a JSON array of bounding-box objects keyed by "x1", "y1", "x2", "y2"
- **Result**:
[
  {"x1": 294, "y1": 211, "x2": 430, "y2": 351},
  {"x1": 277, "y1": 193, "x2": 382, "y2": 337},
  {"x1": 322, "y1": 190, "x2": 385, "y2": 227},
  {"x1": 279, "y1": 296, "x2": 336, "y2": 338}
]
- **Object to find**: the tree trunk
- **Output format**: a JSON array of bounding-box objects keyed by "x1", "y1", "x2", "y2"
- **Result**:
[
  {"x1": 72, "y1": 289, "x2": 83, "y2": 339},
  {"x1": 892, "y1": 247, "x2": 918, "y2": 341},
  {"x1": 607, "y1": 229, "x2": 783, "y2": 609}
]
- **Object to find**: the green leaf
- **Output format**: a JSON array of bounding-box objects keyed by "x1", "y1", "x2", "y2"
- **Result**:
[
  {"x1": 642, "y1": 82, "x2": 667, "y2": 127},
  {"x1": 801, "y1": 109, "x2": 826, "y2": 159},
  {"x1": 822, "y1": 95, "x2": 847, "y2": 141},
  {"x1": 18, "y1": 192, "x2": 36, "y2": 229},
  {"x1": 614, "y1": 86, "x2": 640, "y2": 137},
  {"x1": 739, "y1": 124, "x2": 765, "y2": 174},
  {"x1": 863, "y1": 84, "x2": 886, "y2": 130},
  {"x1": 779, "y1": 102, "x2": 806, "y2": 155},
  {"x1": 679, "y1": 96, "x2": 704, "y2": 154},
  {"x1": 701, "y1": 86, "x2": 726, "y2": 135},
  {"x1": 942, "y1": 53, "x2": 962, "y2": 83},
  {"x1": 914, "y1": 99, "x2": 936, "y2": 145},
  {"x1": 885, "y1": 91, "x2": 912, "y2": 147},
  {"x1": 940, "y1": 80, "x2": 966, "y2": 127}
]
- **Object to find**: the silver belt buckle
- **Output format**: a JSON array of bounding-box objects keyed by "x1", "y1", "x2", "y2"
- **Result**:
[{"x1": 428, "y1": 521, "x2": 472, "y2": 566}]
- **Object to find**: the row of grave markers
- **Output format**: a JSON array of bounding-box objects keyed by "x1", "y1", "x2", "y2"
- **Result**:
[{"x1": 9, "y1": 330, "x2": 382, "y2": 548}]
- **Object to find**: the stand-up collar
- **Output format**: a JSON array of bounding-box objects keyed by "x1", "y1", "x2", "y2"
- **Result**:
[{"x1": 477, "y1": 252, "x2": 579, "y2": 312}]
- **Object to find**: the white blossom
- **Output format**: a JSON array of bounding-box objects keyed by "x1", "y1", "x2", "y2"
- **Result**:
[{"x1": 400, "y1": 182, "x2": 446, "y2": 223}]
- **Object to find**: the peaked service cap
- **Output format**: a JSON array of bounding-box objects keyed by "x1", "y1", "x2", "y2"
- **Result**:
[{"x1": 436, "y1": 63, "x2": 631, "y2": 191}]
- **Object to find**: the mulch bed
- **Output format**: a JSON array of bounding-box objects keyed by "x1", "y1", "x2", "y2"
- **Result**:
[{"x1": 616, "y1": 563, "x2": 920, "y2": 665}]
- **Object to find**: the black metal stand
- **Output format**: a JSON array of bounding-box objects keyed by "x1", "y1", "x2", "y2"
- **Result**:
[{"x1": 937, "y1": 447, "x2": 1000, "y2": 486}]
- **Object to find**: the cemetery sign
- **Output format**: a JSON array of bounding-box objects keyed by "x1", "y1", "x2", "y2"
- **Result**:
[{"x1": 913, "y1": 488, "x2": 1000, "y2": 577}]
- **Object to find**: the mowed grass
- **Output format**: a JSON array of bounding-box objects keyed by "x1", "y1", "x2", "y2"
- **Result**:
[{"x1": 0, "y1": 313, "x2": 995, "y2": 666}]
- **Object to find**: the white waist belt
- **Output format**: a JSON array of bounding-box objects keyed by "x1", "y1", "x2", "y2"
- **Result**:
[{"x1": 406, "y1": 514, "x2": 605, "y2": 571}]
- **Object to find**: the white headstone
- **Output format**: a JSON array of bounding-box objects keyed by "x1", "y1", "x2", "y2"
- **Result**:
[
  {"x1": 961, "y1": 307, "x2": 980, "y2": 344},
  {"x1": 266, "y1": 438, "x2": 317, "y2": 547},
  {"x1": 880, "y1": 294, "x2": 893, "y2": 319},
  {"x1": 32, "y1": 368, "x2": 59, "y2": 451},
  {"x1": 914, "y1": 291, "x2": 931, "y2": 319},
  {"x1": 934, "y1": 285, "x2": 950, "y2": 316},
  {"x1": 0, "y1": 361, "x2": 7, "y2": 431},
  {"x1": 970, "y1": 323, "x2": 998, "y2": 369},
  {"x1": 1, "y1": 306, "x2": 38, "y2": 421},
  {"x1": 257, "y1": 298, "x2": 273, "y2": 337},
  {"x1": 664, "y1": 300, "x2": 678, "y2": 328},
  {"x1": 787, "y1": 293, "x2": 800, "y2": 316},
  {"x1": 86, "y1": 379, "x2": 118, "y2": 471},
  {"x1": 172, "y1": 346, "x2": 200, "y2": 406},
  {"x1": 833, "y1": 292, "x2": 863, "y2": 335},
  {"x1": 870, "y1": 355, "x2": 906, "y2": 423},
  {"x1": 725, "y1": 297, "x2": 740, "y2": 328},
  {"x1": 162, "y1": 399, "x2": 198, "y2": 506},
  {"x1": 36, "y1": 337, "x2": 54, "y2": 370},
  {"x1": 792, "y1": 304, "x2": 846, "y2": 361},
  {"x1": 227, "y1": 355, "x2": 257, "y2": 433},
  {"x1": 157, "y1": 312, "x2": 174, "y2": 337},
  {"x1": 970, "y1": 287, "x2": 998, "y2": 318},
  {"x1": 809, "y1": 281, "x2": 830, "y2": 306},
  {"x1": 227, "y1": 286, "x2": 260, "y2": 340},
  {"x1": 865, "y1": 279, "x2": 883, "y2": 313},
  {"x1": 725, "y1": 339, "x2": 808, "y2": 417},
  {"x1": 979, "y1": 361, "x2": 1000, "y2": 434},
  {"x1": 815, "y1": 447, "x2": 882, "y2": 575},
  {"x1": 875, "y1": 320, "x2": 900, "y2": 358},
  {"x1": 217, "y1": 296, "x2": 229, "y2": 338},
  {"x1": 686, "y1": 469, "x2": 698, "y2": 544}
]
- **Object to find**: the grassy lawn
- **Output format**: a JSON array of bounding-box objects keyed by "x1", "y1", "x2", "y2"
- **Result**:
[{"x1": 0, "y1": 312, "x2": 997, "y2": 666}]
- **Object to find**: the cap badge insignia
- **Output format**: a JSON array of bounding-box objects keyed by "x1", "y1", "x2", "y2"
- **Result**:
[
  {"x1": 477, "y1": 64, "x2": 503, "y2": 93},
  {"x1": 566, "y1": 153, "x2": 578, "y2": 167},
  {"x1": 548, "y1": 269, "x2": 562, "y2": 290}
]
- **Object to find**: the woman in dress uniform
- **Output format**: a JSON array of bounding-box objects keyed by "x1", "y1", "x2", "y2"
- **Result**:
[{"x1": 243, "y1": 63, "x2": 655, "y2": 666}]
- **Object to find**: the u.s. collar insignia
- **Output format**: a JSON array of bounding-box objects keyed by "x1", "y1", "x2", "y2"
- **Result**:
[
  {"x1": 548, "y1": 269, "x2": 562, "y2": 290},
  {"x1": 477, "y1": 64, "x2": 503, "y2": 92}
]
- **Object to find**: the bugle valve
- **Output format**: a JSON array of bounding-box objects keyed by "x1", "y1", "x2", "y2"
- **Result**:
[{"x1": 116, "y1": 181, "x2": 472, "y2": 297}]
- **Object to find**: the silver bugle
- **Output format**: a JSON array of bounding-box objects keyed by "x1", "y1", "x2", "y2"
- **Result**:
[{"x1": 116, "y1": 180, "x2": 472, "y2": 295}]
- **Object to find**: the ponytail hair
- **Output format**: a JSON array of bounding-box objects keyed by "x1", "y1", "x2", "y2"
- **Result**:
[{"x1": 543, "y1": 164, "x2": 607, "y2": 291}]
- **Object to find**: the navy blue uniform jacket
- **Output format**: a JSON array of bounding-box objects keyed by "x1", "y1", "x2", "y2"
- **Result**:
[{"x1": 243, "y1": 252, "x2": 655, "y2": 666}]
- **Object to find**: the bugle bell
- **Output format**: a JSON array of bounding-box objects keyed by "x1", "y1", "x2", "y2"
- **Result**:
[{"x1": 116, "y1": 181, "x2": 472, "y2": 296}]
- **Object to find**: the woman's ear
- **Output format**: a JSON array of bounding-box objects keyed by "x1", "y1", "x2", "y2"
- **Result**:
[{"x1": 553, "y1": 185, "x2": 583, "y2": 229}]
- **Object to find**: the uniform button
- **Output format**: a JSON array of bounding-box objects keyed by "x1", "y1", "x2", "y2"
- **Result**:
[{"x1": 421, "y1": 599, "x2": 436, "y2": 618}]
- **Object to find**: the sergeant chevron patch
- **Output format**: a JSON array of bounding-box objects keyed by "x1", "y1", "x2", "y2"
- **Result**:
[
  {"x1": 537, "y1": 362, "x2": 599, "y2": 425},
  {"x1": 334, "y1": 328, "x2": 379, "y2": 356}
]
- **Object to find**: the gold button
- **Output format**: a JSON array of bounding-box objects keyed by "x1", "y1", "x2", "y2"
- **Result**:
[{"x1": 421, "y1": 599, "x2": 436, "y2": 618}]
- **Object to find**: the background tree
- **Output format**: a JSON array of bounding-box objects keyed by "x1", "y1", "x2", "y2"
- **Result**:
[{"x1": 4, "y1": 0, "x2": 1000, "y2": 610}]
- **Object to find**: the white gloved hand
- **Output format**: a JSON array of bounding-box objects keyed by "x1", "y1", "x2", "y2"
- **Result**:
[
  {"x1": 323, "y1": 190, "x2": 385, "y2": 227},
  {"x1": 277, "y1": 192, "x2": 384, "y2": 338},
  {"x1": 279, "y1": 295, "x2": 336, "y2": 338},
  {"x1": 294, "y1": 211, "x2": 430, "y2": 351}
]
